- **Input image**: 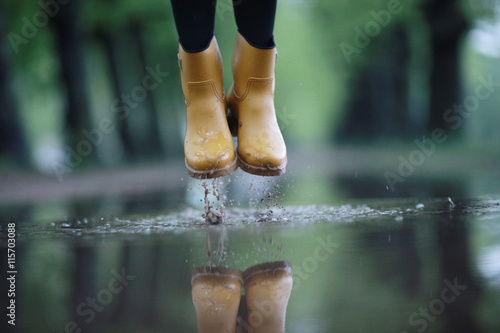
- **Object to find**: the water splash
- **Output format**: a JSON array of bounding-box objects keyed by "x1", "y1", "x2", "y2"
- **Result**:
[
  {"x1": 13, "y1": 198, "x2": 500, "y2": 241},
  {"x1": 201, "y1": 179, "x2": 226, "y2": 225},
  {"x1": 241, "y1": 176, "x2": 286, "y2": 223},
  {"x1": 205, "y1": 226, "x2": 227, "y2": 266}
]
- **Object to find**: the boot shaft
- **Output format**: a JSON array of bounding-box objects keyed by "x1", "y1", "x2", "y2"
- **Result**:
[
  {"x1": 241, "y1": 261, "x2": 293, "y2": 333},
  {"x1": 231, "y1": 33, "x2": 277, "y2": 98},
  {"x1": 178, "y1": 38, "x2": 225, "y2": 105},
  {"x1": 192, "y1": 267, "x2": 243, "y2": 333}
]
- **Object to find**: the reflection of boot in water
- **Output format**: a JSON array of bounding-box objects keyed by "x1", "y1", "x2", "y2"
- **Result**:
[
  {"x1": 238, "y1": 261, "x2": 293, "y2": 333},
  {"x1": 191, "y1": 267, "x2": 243, "y2": 333}
]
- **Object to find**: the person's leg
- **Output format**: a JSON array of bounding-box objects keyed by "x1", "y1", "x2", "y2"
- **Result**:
[
  {"x1": 170, "y1": 0, "x2": 217, "y2": 52},
  {"x1": 232, "y1": 0, "x2": 277, "y2": 49}
]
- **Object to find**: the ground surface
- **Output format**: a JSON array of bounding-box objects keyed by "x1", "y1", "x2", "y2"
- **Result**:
[{"x1": 1, "y1": 145, "x2": 500, "y2": 333}]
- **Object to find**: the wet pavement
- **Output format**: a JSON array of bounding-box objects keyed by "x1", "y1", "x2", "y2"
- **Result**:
[{"x1": 1, "y1": 167, "x2": 500, "y2": 333}]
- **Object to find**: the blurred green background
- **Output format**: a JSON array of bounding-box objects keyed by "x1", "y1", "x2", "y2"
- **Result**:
[{"x1": 1, "y1": 0, "x2": 499, "y2": 176}]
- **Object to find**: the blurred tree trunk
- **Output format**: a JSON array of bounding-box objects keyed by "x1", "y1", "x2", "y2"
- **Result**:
[
  {"x1": 96, "y1": 30, "x2": 136, "y2": 159},
  {"x1": 130, "y1": 22, "x2": 164, "y2": 158},
  {"x1": 0, "y1": 6, "x2": 27, "y2": 163},
  {"x1": 336, "y1": 24, "x2": 411, "y2": 142},
  {"x1": 391, "y1": 26, "x2": 411, "y2": 135},
  {"x1": 423, "y1": 0, "x2": 469, "y2": 136},
  {"x1": 71, "y1": 245, "x2": 101, "y2": 332},
  {"x1": 51, "y1": 0, "x2": 95, "y2": 160},
  {"x1": 436, "y1": 213, "x2": 484, "y2": 333}
]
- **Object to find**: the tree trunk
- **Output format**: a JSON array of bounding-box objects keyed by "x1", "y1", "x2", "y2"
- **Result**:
[
  {"x1": 423, "y1": 0, "x2": 469, "y2": 137},
  {"x1": 436, "y1": 213, "x2": 484, "y2": 333},
  {"x1": 390, "y1": 25, "x2": 411, "y2": 136},
  {"x1": 336, "y1": 24, "x2": 411, "y2": 142},
  {"x1": 0, "y1": 6, "x2": 27, "y2": 163},
  {"x1": 130, "y1": 22, "x2": 164, "y2": 158},
  {"x1": 51, "y1": 0, "x2": 94, "y2": 160},
  {"x1": 71, "y1": 245, "x2": 99, "y2": 331},
  {"x1": 96, "y1": 30, "x2": 137, "y2": 159}
]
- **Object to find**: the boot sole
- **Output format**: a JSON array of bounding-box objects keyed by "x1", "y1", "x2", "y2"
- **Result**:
[
  {"x1": 237, "y1": 152, "x2": 286, "y2": 177},
  {"x1": 192, "y1": 266, "x2": 243, "y2": 285},
  {"x1": 186, "y1": 156, "x2": 238, "y2": 179},
  {"x1": 242, "y1": 260, "x2": 292, "y2": 286}
]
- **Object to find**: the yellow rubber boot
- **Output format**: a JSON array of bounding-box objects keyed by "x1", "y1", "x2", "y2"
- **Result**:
[
  {"x1": 227, "y1": 33, "x2": 287, "y2": 176},
  {"x1": 191, "y1": 267, "x2": 243, "y2": 333},
  {"x1": 179, "y1": 38, "x2": 237, "y2": 179},
  {"x1": 240, "y1": 261, "x2": 293, "y2": 333}
]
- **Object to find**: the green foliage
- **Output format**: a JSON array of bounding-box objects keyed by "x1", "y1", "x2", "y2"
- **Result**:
[
  {"x1": 84, "y1": 0, "x2": 172, "y2": 31},
  {"x1": 462, "y1": 0, "x2": 500, "y2": 21},
  {"x1": 2, "y1": 0, "x2": 500, "y2": 170},
  {"x1": 4, "y1": 0, "x2": 59, "y2": 89},
  {"x1": 314, "y1": 0, "x2": 423, "y2": 70}
]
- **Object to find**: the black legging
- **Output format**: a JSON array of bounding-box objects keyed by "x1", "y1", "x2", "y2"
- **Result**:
[{"x1": 170, "y1": 0, "x2": 277, "y2": 52}]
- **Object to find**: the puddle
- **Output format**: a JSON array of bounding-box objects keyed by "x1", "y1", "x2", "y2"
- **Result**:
[
  {"x1": 1, "y1": 196, "x2": 500, "y2": 333},
  {"x1": 11, "y1": 197, "x2": 500, "y2": 238}
]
